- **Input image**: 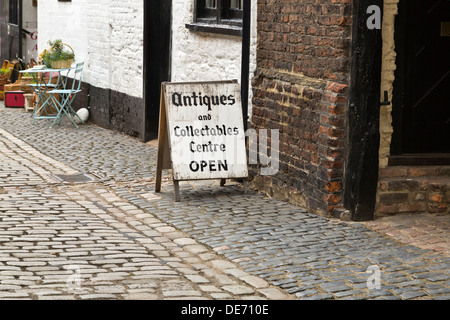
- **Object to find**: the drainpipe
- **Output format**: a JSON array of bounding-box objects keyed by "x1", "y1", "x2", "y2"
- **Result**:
[
  {"x1": 241, "y1": 0, "x2": 251, "y2": 131},
  {"x1": 18, "y1": 0, "x2": 23, "y2": 60}
]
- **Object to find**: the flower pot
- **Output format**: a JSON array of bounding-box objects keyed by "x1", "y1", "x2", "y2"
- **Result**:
[
  {"x1": 0, "y1": 78, "x2": 7, "y2": 100},
  {"x1": 50, "y1": 59, "x2": 74, "y2": 69}
]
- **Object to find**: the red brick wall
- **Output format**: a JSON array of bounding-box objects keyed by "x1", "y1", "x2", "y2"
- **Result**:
[{"x1": 250, "y1": 0, "x2": 353, "y2": 215}]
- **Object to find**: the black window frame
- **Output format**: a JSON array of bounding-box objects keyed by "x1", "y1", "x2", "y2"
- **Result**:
[{"x1": 186, "y1": 0, "x2": 243, "y2": 36}]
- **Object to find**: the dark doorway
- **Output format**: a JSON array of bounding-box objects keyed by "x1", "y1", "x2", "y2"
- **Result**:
[
  {"x1": 0, "y1": 0, "x2": 22, "y2": 64},
  {"x1": 392, "y1": 0, "x2": 450, "y2": 158},
  {"x1": 142, "y1": 1, "x2": 172, "y2": 142}
]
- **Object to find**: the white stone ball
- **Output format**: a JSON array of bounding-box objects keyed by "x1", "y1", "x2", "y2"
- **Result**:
[{"x1": 75, "y1": 108, "x2": 89, "y2": 124}]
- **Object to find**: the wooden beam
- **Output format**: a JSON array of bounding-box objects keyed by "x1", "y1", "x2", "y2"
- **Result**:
[
  {"x1": 142, "y1": 0, "x2": 172, "y2": 142},
  {"x1": 344, "y1": 0, "x2": 384, "y2": 221},
  {"x1": 241, "y1": 0, "x2": 251, "y2": 130}
]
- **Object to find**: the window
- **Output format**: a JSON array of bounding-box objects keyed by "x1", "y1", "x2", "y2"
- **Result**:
[
  {"x1": 186, "y1": 0, "x2": 243, "y2": 36},
  {"x1": 9, "y1": 0, "x2": 19, "y2": 25},
  {"x1": 197, "y1": 0, "x2": 243, "y2": 25}
]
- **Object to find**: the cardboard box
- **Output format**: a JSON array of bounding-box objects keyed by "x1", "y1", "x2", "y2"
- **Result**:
[
  {"x1": 4, "y1": 83, "x2": 22, "y2": 92},
  {"x1": 20, "y1": 77, "x2": 34, "y2": 93},
  {"x1": 20, "y1": 84, "x2": 33, "y2": 93}
]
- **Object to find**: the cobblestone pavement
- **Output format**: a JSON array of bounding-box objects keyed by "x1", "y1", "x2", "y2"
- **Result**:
[
  {"x1": 0, "y1": 105, "x2": 449, "y2": 300},
  {"x1": 0, "y1": 125, "x2": 290, "y2": 300}
]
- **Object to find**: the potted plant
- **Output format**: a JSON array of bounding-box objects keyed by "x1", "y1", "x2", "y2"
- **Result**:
[
  {"x1": 0, "y1": 68, "x2": 11, "y2": 85},
  {"x1": 40, "y1": 39, "x2": 75, "y2": 69},
  {"x1": 0, "y1": 68, "x2": 11, "y2": 100}
]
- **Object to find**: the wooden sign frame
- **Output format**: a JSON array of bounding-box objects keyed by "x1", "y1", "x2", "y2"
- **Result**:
[{"x1": 155, "y1": 80, "x2": 249, "y2": 202}]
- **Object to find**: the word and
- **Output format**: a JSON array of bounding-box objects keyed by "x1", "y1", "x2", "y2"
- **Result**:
[{"x1": 172, "y1": 92, "x2": 236, "y2": 111}]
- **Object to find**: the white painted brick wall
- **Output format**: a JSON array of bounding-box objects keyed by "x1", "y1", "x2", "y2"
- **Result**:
[
  {"x1": 22, "y1": 0, "x2": 38, "y2": 62},
  {"x1": 109, "y1": 0, "x2": 143, "y2": 98},
  {"x1": 38, "y1": 0, "x2": 89, "y2": 74},
  {"x1": 171, "y1": 0, "x2": 258, "y2": 117},
  {"x1": 38, "y1": 0, "x2": 143, "y2": 98},
  {"x1": 38, "y1": 0, "x2": 255, "y2": 111}
]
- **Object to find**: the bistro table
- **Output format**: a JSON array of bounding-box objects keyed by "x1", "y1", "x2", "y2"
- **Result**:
[{"x1": 20, "y1": 66, "x2": 76, "y2": 128}]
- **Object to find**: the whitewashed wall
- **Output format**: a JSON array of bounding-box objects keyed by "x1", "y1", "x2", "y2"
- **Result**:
[
  {"x1": 38, "y1": 0, "x2": 256, "y2": 114},
  {"x1": 38, "y1": 0, "x2": 143, "y2": 98},
  {"x1": 37, "y1": 0, "x2": 89, "y2": 75},
  {"x1": 22, "y1": 0, "x2": 38, "y2": 63},
  {"x1": 171, "y1": 0, "x2": 258, "y2": 118}
]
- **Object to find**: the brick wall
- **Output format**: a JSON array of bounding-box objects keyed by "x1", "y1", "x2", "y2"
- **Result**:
[{"x1": 251, "y1": 0, "x2": 352, "y2": 215}]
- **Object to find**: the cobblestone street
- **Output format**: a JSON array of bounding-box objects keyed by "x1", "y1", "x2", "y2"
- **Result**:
[{"x1": 0, "y1": 104, "x2": 449, "y2": 300}]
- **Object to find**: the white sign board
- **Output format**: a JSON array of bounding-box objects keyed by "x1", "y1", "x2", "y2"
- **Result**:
[{"x1": 156, "y1": 81, "x2": 249, "y2": 200}]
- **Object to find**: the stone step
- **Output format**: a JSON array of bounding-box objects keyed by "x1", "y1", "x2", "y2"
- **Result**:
[
  {"x1": 379, "y1": 166, "x2": 450, "y2": 179},
  {"x1": 376, "y1": 166, "x2": 450, "y2": 216}
]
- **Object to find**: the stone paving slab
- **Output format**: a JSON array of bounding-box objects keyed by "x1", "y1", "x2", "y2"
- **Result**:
[
  {"x1": 0, "y1": 105, "x2": 449, "y2": 300},
  {"x1": 363, "y1": 214, "x2": 450, "y2": 256}
]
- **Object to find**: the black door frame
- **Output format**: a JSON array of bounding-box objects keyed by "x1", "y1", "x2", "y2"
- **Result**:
[
  {"x1": 390, "y1": 0, "x2": 407, "y2": 157},
  {"x1": 241, "y1": 0, "x2": 250, "y2": 130},
  {"x1": 142, "y1": 0, "x2": 172, "y2": 142},
  {"x1": 142, "y1": 0, "x2": 251, "y2": 140},
  {"x1": 344, "y1": 0, "x2": 384, "y2": 221}
]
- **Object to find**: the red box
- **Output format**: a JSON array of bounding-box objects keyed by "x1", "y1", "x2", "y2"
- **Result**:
[{"x1": 5, "y1": 91, "x2": 25, "y2": 108}]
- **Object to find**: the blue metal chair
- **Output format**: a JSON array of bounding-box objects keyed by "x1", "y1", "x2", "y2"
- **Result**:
[
  {"x1": 47, "y1": 62, "x2": 85, "y2": 128},
  {"x1": 29, "y1": 71, "x2": 61, "y2": 122}
]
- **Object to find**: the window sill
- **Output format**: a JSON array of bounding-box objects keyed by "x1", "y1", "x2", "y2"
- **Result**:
[{"x1": 186, "y1": 22, "x2": 242, "y2": 37}]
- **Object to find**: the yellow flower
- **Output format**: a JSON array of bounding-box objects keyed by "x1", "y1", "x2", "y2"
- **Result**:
[{"x1": 39, "y1": 49, "x2": 48, "y2": 58}]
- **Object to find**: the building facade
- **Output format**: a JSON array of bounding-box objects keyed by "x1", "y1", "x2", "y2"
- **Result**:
[
  {"x1": 250, "y1": 0, "x2": 449, "y2": 220},
  {"x1": 36, "y1": 0, "x2": 256, "y2": 140},
  {"x1": 1, "y1": 0, "x2": 38, "y2": 68},
  {"x1": 31, "y1": 0, "x2": 449, "y2": 221}
]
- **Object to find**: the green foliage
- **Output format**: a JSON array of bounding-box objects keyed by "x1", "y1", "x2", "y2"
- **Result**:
[
  {"x1": 40, "y1": 39, "x2": 75, "y2": 68},
  {"x1": 0, "y1": 68, "x2": 11, "y2": 81}
]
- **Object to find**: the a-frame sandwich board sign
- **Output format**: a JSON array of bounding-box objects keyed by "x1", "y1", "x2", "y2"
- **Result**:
[{"x1": 155, "y1": 80, "x2": 249, "y2": 201}]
